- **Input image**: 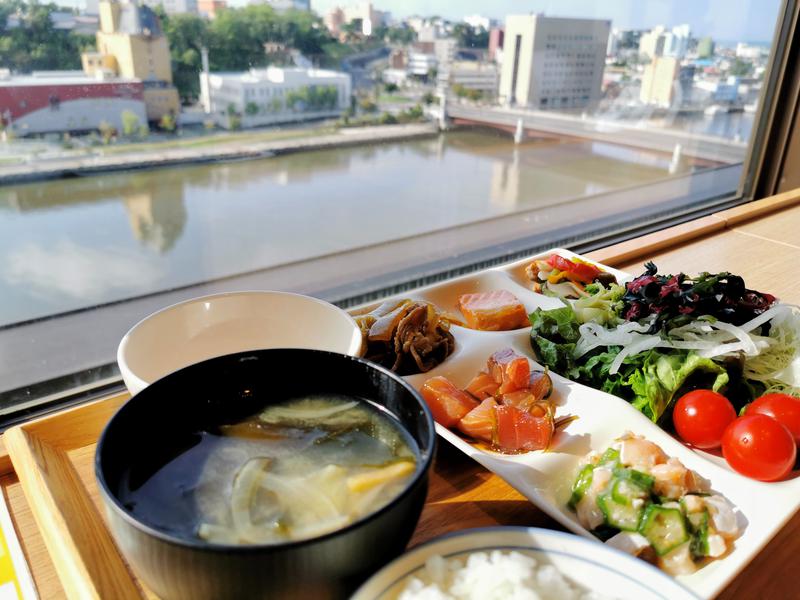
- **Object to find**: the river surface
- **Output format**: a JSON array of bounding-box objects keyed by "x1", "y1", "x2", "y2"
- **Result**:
[{"x1": 0, "y1": 130, "x2": 703, "y2": 327}]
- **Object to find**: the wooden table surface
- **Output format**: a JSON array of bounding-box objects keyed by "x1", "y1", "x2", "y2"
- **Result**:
[{"x1": 6, "y1": 188, "x2": 800, "y2": 599}]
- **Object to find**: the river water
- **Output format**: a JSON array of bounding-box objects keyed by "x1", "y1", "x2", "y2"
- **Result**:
[{"x1": 0, "y1": 130, "x2": 702, "y2": 327}]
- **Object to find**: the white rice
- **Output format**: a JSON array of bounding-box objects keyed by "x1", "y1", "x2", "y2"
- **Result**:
[{"x1": 396, "y1": 550, "x2": 611, "y2": 600}]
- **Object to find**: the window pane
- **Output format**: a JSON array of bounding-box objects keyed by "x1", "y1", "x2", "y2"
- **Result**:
[{"x1": 0, "y1": 0, "x2": 786, "y2": 416}]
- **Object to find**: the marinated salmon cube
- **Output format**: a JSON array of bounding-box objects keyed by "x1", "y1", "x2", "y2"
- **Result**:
[
  {"x1": 488, "y1": 348, "x2": 531, "y2": 394},
  {"x1": 420, "y1": 376, "x2": 479, "y2": 428},
  {"x1": 499, "y1": 389, "x2": 537, "y2": 412},
  {"x1": 457, "y1": 290, "x2": 529, "y2": 331},
  {"x1": 457, "y1": 398, "x2": 497, "y2": 443},
  {"x1": 464, "y1": 371, "x2": 500, "y2": 400},
  {"x1": 494, "y1": 404, "x2": 554, "y2": 453}
]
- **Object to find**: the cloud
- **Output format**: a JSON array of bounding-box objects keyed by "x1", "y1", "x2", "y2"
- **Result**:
[{"x1": 4, "y1": 240, "x2": 164, "y2": 301}]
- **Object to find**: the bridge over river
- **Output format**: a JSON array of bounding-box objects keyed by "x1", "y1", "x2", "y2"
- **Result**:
[{"x1": 446, "y1": 104, "x2": 748, "y2": 166}]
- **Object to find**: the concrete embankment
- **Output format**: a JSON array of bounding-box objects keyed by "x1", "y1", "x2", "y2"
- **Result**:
[{"x1": 0, "y1": 123, "x2": 439, "y2": 185}]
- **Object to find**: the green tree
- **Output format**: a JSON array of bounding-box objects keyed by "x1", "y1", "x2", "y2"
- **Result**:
[
  {"x1": 245, "y1": 101, "x2": 259, "y2": 116},
  {"x1": 121, "y1": 110, "x2": 141, "y2": 137},
  {"x1": 422, "y1": 91, "x2": 436, "y2": 105},
  {"x1": 384, "y1": 82, "x2": 399, "y2": 93},
  {"x1": 358, "y1": 97, "x2": 377, "y2": 113},
  {"x1": 386, "y1": 25, "x2": 415, "y2": 45},
  {"x1": 0, "y1": 2, "x2": 95, "y2": 72},
  {"x1": 452, "y1": 23, "x2": 489, "y2": 49},
  {"x1": 729, "y1": 58, "x2": 753, "y2": 77},
  {"x1": 160, "y1": 12, "x2": 209, "y2": 102},
  {"x1": 159, "y1": 112, "x2": 177, "y2": 132}
]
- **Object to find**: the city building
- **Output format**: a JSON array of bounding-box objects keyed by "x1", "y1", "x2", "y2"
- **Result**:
[
  {"x1": 0, "y1": 71, "x2": 147, "y2": 135},
  {"x1": 736, "y1": 43, "x2": 765, "y2": 59},
  {"x1": 198, "y1": 0, "x2": 227, "y2": 19},
  {"x1": 324, "y1": 3, "x2": 386, "y2": 37},
  {"x1": 406, "y1": 16, "x2": 426, "y2": 33},
  {"x1": 140, "y1": 0, "x2": 198, "y2": 15},
  {"x1": 388, "y1": 49, "x2": 406, "y2": 69},
  {"x1": 697, "y1": 37, "x2": 715, "y2": 59},
  {"x1": 447, "y1": 61, "x2": 499, "y2": 96},
  {"x1": 639, "y1": 24, "x2": 691, "y2": 60},
  {"x1": 434, "y1": 38, "x2": 458, "y2": 71},
  {"x1": 417, "y1": 22, "x2": 448, "y2": 43},
  {"x1": 381, "y1": 69, "x2": 407, "y2": 86},
  {"x1": 640, "y1": 56, "x2": 695, "y2": 107},
  {"x1": 323, "y1": 7, "x2": 345, "y2": 37},
  {"x1": 200, "y1": 67, "x2": 351, "y2": 129},
  {"x1": 407, "y1": 53, "x2": 437, "y2": 77},
  {"x1": 488, "y1": 27, "x2": 504, "y2": 62},
  {"x1": 498, "y1": 15, "x2": 610, "y2": 110},
  {"x1": 665, "y1": 24, "x2": 691, "y2": 58},
  {"x1": 82, "y1": 0, "x2": 180, "y2": 121},
  {"x1": 5, "y1": 9, "x2": 99, "y2": 34},
  {"x1": 606, "y1": 28, "x2": 645, "y2": 56}
]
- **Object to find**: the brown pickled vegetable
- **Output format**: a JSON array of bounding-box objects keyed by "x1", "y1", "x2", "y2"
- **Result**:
[{"x1": 353, "y1": 299, "x2": 455, "y2": 374}]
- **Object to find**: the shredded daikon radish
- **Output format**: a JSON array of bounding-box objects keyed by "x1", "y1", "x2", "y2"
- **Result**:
[
  {"x1": 573, "y1": 303, "x2": 800, "y2": 377},
  {"x1": 608, "y1": 335, "x2": 665, "y2": 375},
  {"x1": 574, "y1": 319, "x2": 654, "y2": 358}
]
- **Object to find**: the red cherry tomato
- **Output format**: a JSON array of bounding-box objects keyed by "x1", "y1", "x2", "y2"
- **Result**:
[
  {"x1": 721, "y1": 414, "x2": 796, "y2": 481},
  {"x1": 673, "y1": 390, "x2": 737, "y2": 449},
  {"x1": 747, "y1": 393, "x2": 800, "y2": 445}
]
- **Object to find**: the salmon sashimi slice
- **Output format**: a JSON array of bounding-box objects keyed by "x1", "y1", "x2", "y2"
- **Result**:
[
  {"x1": 494, "y1": 404, "x2": 554, "y2": 453},
  {"x1": 488, "y1": 348, "x2": 531, "y2": 394},
  {"x1": 420, "y1": 376, "x2": 479, "y2": 428},
  {"x1": 464, "y1": 371, "x2": 500, "y2": 400},
  {"x1": 457, "y1": 290, "x2": 529, "y2": 331},
  {"x1": 457, "y1": 398, "x2": 497, "y2": 443}
]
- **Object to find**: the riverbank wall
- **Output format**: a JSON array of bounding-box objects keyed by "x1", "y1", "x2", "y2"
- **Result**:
[{"x1": 0, "y1": 123, "x2": 439, "y2": 186}]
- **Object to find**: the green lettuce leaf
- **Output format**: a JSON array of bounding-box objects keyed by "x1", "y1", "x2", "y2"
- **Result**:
[
  {"x1": 627, "y1": 351, "x2": 729, "y2": 422},
  {"x1": 529, "y1": 307, "x2": 581, "y2": 374}
]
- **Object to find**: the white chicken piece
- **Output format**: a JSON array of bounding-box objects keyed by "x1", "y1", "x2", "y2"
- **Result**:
[
  {"x1": 605, "y1": 531, "x2": 651, "y2": 557},
  {"x1": 704, "y1": 495, "x2": 740, "y2": 539},
  {"x1": 658, "y1": 542, "x2": 698, "y2": 576}
]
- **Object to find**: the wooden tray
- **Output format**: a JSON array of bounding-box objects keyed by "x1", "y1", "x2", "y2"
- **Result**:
[
  {"x1": 7, "y1": 193, "x2": 800, "y2": 600},
  {"x1": 3, "y1": 393, "x2": 157, "y2": 600},
  {"x1": 3, "y1": 390, "x2": 550, "y2": 600}
]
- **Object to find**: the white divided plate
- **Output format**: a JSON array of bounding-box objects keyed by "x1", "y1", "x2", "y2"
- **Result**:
[
  {"x1": 353, "y1": 248, "x2": 800, "y2": 599},
  {"x1": 351, "y1": 527, "x2": 698, "y2": 600}
]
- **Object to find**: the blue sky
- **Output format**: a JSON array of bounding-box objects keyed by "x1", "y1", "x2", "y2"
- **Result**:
[
  {"x1": 61, "y1": 0, "x2": 781, "y2": 43},
  {"x1": 310, "y1": 0, "x2": 782, "y2": 43}
]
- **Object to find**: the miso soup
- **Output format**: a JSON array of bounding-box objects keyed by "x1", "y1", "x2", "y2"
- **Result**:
[{"x1": 117, "y1": 394, "x2": 418, "y2": 545}]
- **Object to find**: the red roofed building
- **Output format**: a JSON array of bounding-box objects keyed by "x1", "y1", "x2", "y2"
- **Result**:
[{"x1": 0, "y1": 72, "x2": 147, "y2": 135}]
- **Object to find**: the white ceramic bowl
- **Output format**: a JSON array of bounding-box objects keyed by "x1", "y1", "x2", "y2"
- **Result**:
[
  {"x1": 352, "y1": 527, "x2": 698, "y2": 600},
  {"x1": 117, "y1": 291, "x2": 363, "y2": 395}
]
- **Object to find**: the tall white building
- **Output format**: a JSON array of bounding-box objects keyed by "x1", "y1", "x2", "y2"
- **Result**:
[
  {"x1": 639, "y1": 24, "x2": 691, "y2": 60},
  {"x1": 201, "y1": 67, "x2": 351, "y2": 129},
  {"x1": 499, "y1": 15, "x2": 610, "y2": 110}
]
